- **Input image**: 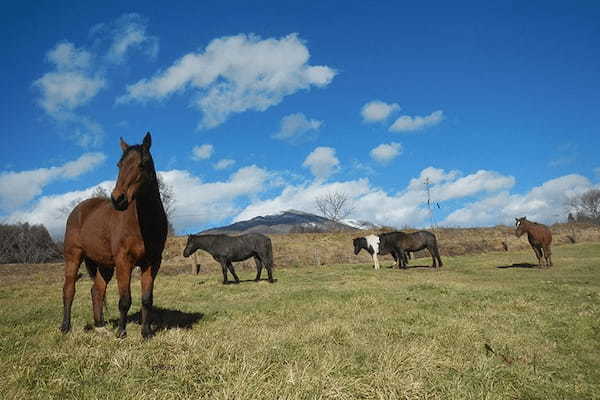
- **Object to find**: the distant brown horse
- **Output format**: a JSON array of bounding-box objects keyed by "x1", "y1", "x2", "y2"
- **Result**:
[
  {"x1": 515, "y1": 217, "x2": 553, "y2": 268},
  {"x1": 61, "y1": 132, "x2": 168, "y2": 339}
]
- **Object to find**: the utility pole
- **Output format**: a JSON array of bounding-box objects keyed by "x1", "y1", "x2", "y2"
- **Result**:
[{"x1": 424, "y1": 177, "x2": 437, "y2": 230}]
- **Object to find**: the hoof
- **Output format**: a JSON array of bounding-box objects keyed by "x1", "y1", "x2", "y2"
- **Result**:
[
  {"x1": 142, "y1": 329, "x2": 155, "y2": 340},
  {"x1": 59, "y1": 324, "x2": 70, "y2": 334},
  {"x1": 116, "y1": 329, "x2": 127, "y2": 339}
]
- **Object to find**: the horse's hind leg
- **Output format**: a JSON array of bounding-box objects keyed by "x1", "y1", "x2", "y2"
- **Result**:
[
  {"x1": 61, "y1": 248, "x2": 83, "y2": 333},
  {"x1": 253, "y1": 256, "x2": 263, "y2": 281},
  {"x1": 140, "y1": 263, "x2": 159, "y2": 339},
  {"x1": 532, "y1": 246, "x2": 543, "y2": 268},
  {"x1": 90, "y1": 263, "x2": 114, "y2": 328},
  {"x1": 544, "y1": 246, "x2": 552, "y2": 267},
  {"x1": 226, "y1": 261, "x2": 240, "y2": 283}
]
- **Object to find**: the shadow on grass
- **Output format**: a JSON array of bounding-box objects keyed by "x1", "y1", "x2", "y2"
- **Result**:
[
  {"x1": 386, "y1": 264, "x2": 438, "y2": 270},
  {"x1": 496, "y1": 263, "x2": 537, "y2": 269},
  {"x1": 109, "y1": 306, "x2": 204, "y2": 331},
  {"x1": 230, "y1": 278, "x2": 278, "y2": 284}
]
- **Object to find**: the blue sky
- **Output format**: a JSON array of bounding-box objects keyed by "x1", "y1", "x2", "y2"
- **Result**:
[{"x1": 1, "y1": 1, "x2": 599, "y2": 237}]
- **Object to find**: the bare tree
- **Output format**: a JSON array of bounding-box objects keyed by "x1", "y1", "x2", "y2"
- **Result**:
[
  {"x1": 157, "y1": 174, "x2": 176, "y2": 235},
  {"x1": 568, "y1": 189, "x2": 600, "y2": 224},
  {"x1": 315, "y1": 191, "x2": 354, "y2": 222},
  {"x1": 0, "y1": 223, "x2": 61, "y2": 264}
]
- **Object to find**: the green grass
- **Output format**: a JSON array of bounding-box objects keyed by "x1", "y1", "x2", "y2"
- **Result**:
[{"x1": 1, "y1": 243, "x2": 599, "y2": 399}]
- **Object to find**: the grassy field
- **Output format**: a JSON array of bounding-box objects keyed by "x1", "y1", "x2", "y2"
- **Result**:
[{"x1": 1, "y1": 243, "x2": 599, "y2": 399}]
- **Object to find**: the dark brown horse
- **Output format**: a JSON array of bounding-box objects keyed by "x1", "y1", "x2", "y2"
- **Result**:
[
  {"x1": 515, "y1": 217, "x2": 553, "y2": 268},
  {"x1": 61, "y1": 132, "x2": 168, "y2": 339}
]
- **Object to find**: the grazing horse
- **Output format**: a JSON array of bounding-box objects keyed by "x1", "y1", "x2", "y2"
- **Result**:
[
  {"x1": 380, "y1": 231, "x2": 443, "y2": 269},
  {"x1": 61, "y1": 133, "x2": 168, "y2": 339},
  {"x1": 515, "y1": 217, "x2": 553, "y2": 267},
  {"x1": 353, "y1": 234, "x2": 408, "y2": 270},
  {"x1": 183, "y1": 233, "x2": 274, "y2": 284}
]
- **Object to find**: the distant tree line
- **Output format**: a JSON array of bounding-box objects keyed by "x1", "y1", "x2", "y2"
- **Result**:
[{"x1": 0, "y1": 222, "x2": 61, "y2": 264}]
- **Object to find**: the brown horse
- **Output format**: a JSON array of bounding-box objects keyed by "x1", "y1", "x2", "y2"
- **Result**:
[
  {"x1": 61, "y1": 132, "x2": 168, "y2": 339},
  {"x1": 515, "y1": 217, "x2": 553, "y2": 268}
]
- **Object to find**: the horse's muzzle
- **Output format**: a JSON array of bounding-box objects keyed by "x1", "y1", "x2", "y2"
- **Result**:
[{"x1": 111, "y1": 193, "x2": 129, "y2": 211}]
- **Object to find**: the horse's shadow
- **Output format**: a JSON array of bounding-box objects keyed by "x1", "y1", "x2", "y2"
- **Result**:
[
  {"x1": 386, "y1": 264, "x2": 436, "y2": 269},
  {"x1": 230, "y1": 278, "x2": 278, "y2": 284},
  {"x1": 496, "y1": 263, "x2": 537, "y2": 269},
  {"x1": 109, "y1": 306, "x2": 204, "y2": 331}
]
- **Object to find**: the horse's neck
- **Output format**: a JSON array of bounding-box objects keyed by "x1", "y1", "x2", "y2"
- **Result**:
[
  {"x1": 193, "y1": 236, "x2": 215, "y2": 252},
  {"x1": 134, "y1": 177, "x2": 167, "y2": 239}
]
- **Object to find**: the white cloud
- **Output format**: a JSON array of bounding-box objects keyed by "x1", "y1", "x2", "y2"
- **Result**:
[
  {"x1": 34, "y1": 42, "x2": 105, "y2": 116},
  {"x1": 118, "y1": 33, "x2": 337, "y2": 128},
  {"x1": 302, "y1": 147, "x2": 340, "y2": 180},
  {"x1": 389, "y1": 110, "x2": 444, "y2": 132},
  {"x1": 2, "y1": 165, "x2": 273, "y2": 238},
  {"x1": 0, "y1": 153, "x2": 106, "y2": 211},
  {"x1": 159, "y1": 165, "x2": 272, "y2": 232},
  {"x1": 192, "y1": 144, "x2": 214, "y2": 160},
  {"x1": 443, "y1": 174, "x2": 594, "y2": 226},
  {"x1": 235, "y1": 166, "x2": 520, "y2": 229},
  {"x1": 594, "y1": 167, "x2": 600, "y2": 178},
  {"x1": 272, "y1": 113, "x2": 322, "y2": 142},
  {"x1": 103, "y1": 13, "x2": 159, "y2": 64},
  {"x1": 3, "y1": 181, "x2": 115, "y2": 238},
  {"x1": 213, "y1": 159, "x2": 236, "y2": 170},
  {"x1": 370, "y1": 142, "x2": 402, "y2": 164},
  {"x1": 361, "y1": 100, "x2": 400, "y2": 123},
  {"x1": 33, "y1": 42, "x2": 106, "y2": 147}
]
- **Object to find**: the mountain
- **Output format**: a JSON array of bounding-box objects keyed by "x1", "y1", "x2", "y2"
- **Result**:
[{"x1": 199, "y1": 210, "x2": 367, "y2": 235}]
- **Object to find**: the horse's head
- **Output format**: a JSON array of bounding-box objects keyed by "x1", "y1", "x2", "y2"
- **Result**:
[
  {"x1": 352, "y1": 237, "x2": 364, "y2": 255},
  {"x1": 111, "y1": 132, "x2": 154, "y2": 211},
  {"x1": 515, "y1": 217, "x2": 527, "y2": 237},
  {"x1": 182, "y1": 235, "x2": 195, "y2": 258}
]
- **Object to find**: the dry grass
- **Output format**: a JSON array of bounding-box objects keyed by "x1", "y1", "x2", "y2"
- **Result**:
[
  {"x1": 0, "y1": 242, "x2": 599, "y2": 399},
  {"x1": 162, "y1": 223, "x2": 600, "y2": 272}
]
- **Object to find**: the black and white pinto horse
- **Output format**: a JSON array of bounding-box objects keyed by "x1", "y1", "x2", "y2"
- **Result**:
[
  {"x1": 183, "y1": 233, "x2": 274, "y2": 284},
  {"x1": 353, "y1": 230, "x2": 443, "y2": 269},
  {"x1": 353, "y1": 234, "x2": 407, "y2": 270}
]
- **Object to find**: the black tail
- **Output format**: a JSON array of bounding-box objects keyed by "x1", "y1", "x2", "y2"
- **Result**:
[{"x1": 84, "y1": 258, "x2": 98, "y2": 279}]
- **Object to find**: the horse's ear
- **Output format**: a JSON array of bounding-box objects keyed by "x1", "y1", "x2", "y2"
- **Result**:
[
  {"x1": 120, "y1": 137, "x2": 129, "y2": 152},
  {"x1": 143, "y1": 132, "x2": 152, "y2": 150}
]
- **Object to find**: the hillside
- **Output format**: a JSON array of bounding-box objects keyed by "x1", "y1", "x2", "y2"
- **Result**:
[{"x1": 163, "y1": 223, "x2": 600, "y2": 273}]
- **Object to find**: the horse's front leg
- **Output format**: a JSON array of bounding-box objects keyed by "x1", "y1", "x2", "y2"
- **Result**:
[
  {"x1": 115, "y1": 260, "x2": 133, "y2": 338},
  {"x1": 371, "y1": 252, "x2": 380, "y2": 270},
  {"x1": 218, "y1": 259, "x2": 229, "y2": 284},
  {"x1": 140, "y1": 263, "x2": 160, "y2": 339},
  {"x1": 226, "y1": 261, "x2": 240, "y2": 283}
]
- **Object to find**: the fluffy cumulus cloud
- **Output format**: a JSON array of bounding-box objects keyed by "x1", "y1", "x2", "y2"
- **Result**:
[
  {"x1": 361, "y1": 100, "x2": 400, "y2": 123},
  {"x1": 303, "y1": 147, "x2": 340, "y2": 180},
  {"x1": 272, "y1": 113, "x2": 322, "y2": 142},
  {"x1": 0, "y1": 153, "x2": 106, "y2": 211},
  {"x1": 192, "y1": 144, "x2": 214, "y2": 160},
  {"x1": 101, "y1": 13, "x2": 159, "y2": 64},
  {"x1": 370, "y1": 142, "x2": 402, "y2": 164},
  {"x1": 2, "y1": 165, "x2": 273, "y2": 238},
  {"x1": 213, "y1": 159, "x2": 236, "y2": 170},
  {"x1": 157, "y1": 165, "x2": 272, "y2": 232},
  {"x1": 33, "y1": 42, "x2": 106, "y2": 146},
  {"x1": 34, "y1": 14, "x2": 159, "y2": 147},
  {"x1": 443, "y1": 174, "x2": 594, "y2": 226},
  {"x1": 234, "y1": 166, "x2": 521, "y2": 228},
  {"x1": 118, "y1": 33, "x2": 337, "y2": 128},
  {"x1": 390, "y1": 110, "x2": 444, "y2": 132}
]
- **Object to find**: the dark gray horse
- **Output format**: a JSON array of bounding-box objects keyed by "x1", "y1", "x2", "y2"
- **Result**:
[
  {"x1": 379, "y1": 230, "x2": 443, "y2": 268},
  {"x1": 183, "y1": 233, "x2": 274, "y2": 284}
]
